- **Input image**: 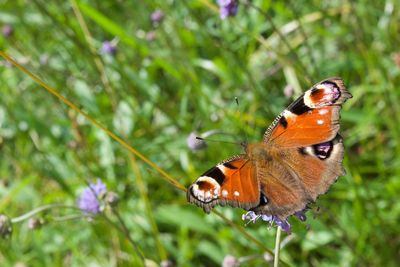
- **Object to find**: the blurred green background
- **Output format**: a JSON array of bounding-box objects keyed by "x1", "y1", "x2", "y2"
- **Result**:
[{"x1": 0, "y1": 0, "x2": 399, "y2": 266}]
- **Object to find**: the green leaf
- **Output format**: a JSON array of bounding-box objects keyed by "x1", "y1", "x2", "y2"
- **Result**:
[
  {"x1": 76, "y1": 1, "x2": 144, "y2": 52},
  {"x1": 156, "y1": 205, "x2": 214, "y2": 235},
  {"x1": 113, "y1": 101, "x2": 134, "y2": 136}
]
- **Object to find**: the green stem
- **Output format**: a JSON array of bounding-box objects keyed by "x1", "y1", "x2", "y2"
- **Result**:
[
  {"x1": 11, "y1": 204, "x2": 79, "y2": 223},
  {"x1": 274, "y1": 226, "x2": 282, "y2": 267},
  {"x1": 129, "y1": 154, "x2": 167, "y2": 261},
  {"x1": 111, "y1": 209, "x2": 145, "y2": 265},
  {"x1": 244, "y1": 0, "x2": 312, "y2": 83},
  {"x1": 53, "y1": 214, "x2": 91, "y2": 222}
]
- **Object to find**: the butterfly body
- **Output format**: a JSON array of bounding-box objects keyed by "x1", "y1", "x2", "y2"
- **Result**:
[{"x1": 187, "y1": 78, "x2": 351, "y2": 220}]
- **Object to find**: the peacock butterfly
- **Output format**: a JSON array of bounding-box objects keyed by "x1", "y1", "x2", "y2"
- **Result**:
[{"x1": 187, "y1": 77, "x2": 352, "y2": 221}]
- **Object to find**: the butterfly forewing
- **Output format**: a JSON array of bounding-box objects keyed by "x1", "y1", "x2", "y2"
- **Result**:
[
  {"x1": 264, "y1": 77, "x2": 351, "y2": 147},
  {"x1": 187, "y1": 155, "x2": 260, "y2": 213}
]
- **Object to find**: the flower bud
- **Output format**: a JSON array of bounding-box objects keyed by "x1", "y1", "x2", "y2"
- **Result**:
[
  {"x1": 105, "y1": 191, "x2": 119, "y2": 208},
  {"x1": 151, "y1": 10, "x2": 164, "y2": 25},
  {"x1": 222, "y1": 255, "x2": 239, "y2": 267},
  {"x1": 101, "y1": 41, "x2": 117, "y2": 55},
  {"x1": 28, "y1": 218, "x2": 45, "y2": 230},
  {"x1": 186, "y1": 132, "x2": 207, "y2": 151},
  {"x1": 2, "y1": 25, "x2": 13, "y2": 37},
  {"x1": 0, "y1": 214, "x2": 12, "y2": 238},
  {"x1": 160, "y1": 260, "x2": 174, "y2": 267}
]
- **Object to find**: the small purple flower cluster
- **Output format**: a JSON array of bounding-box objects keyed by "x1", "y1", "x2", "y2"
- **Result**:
[
  {"x1": 101, "y1": 41, "x2": 117, "y2": 56},
  {"x1": 242, "y1": 209, "x2": 307, "y2": 234},
  {"x1": 2, "y1": 25, "x2": 13, "y2": 37},
  {"x1": 186, "y1": 129, "x2": 223, "y2": 152},
  {"x1": 186, "y1": 132, "x2": 207, "y2": 151},
  {"x1": 217, "y1": 0, "x2": 239, "y2": 19},
  {"x1": 151, "y1": 10, "x2": 164, "y2": 25},
  {"x1": 78, "y1": 179, "x2": 107, "y2": 214},
  {"x1": 145, "y1": 9, "x2": 165, "y2": 42}
]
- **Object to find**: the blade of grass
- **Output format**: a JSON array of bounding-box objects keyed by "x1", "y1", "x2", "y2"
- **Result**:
[
  {"x1": 75, "y1": 0, "x2": 145, "y2": 52},
  {"x1": 70, "y1": 0, "x2": 117, "y2": 109},
  {"x1": 129, "y1": 153, "x2": 168, "y2": 261}
]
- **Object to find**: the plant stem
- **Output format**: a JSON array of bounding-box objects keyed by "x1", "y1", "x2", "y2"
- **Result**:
[
  {"x1": 11, "y1": 204, "x2": 79, "y2": 224},
  {"x1": 129, "y1": 154, "x2": 167, "y2": 261},
  {"x1": 274, "y1": 226, "x2": 282, "y2": 267},
  {"x1": 111, "y1": 209, "x2": 145, "y2": 265}
]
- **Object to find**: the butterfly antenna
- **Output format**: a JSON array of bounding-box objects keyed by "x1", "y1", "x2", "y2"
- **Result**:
[
  {"x1": 235, "y1": 96, "x2": 249, "y2": 148},
  {"x1": 195, "y1": 136, "x2": 240, "y2": 146}
]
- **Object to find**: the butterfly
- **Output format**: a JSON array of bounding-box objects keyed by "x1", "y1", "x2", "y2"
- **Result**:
[{"x1": 187, "y1": 77, "x2": 352, "y2": 220}]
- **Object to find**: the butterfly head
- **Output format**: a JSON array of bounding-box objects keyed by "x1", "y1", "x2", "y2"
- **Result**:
[{"x1": 246, "y1": 143, "x2": 273, "y2": 162}]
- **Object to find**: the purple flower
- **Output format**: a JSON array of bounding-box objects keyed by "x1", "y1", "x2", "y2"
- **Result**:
[
  {"x1": 39, "y1": 54, "x2": 49, "y2": 65},
  {"x1": 217, "y1": 0, "x2": 238, "y2": 19},
  {"x1": 242, "y1": 209, "x2": 308, "y2": 234},
  {"x1": 222, "y1": 255, "x2": 239, "y2": 267},
  {"x1": 294, "y1": 210, "x2": 307, "y2": 221},
  {"x1": 187, "y1": 132, "x2": 207, "y2": 151},
  {"x1": 160, "y1": 260, "x2": 174, "y2": 267},
  {"x1": 28, "y1": 218, "x2": 44, "y2": 230},
  {"x1": 146, "y1": 31, "x2": 157, "y2": 41},
  {"x1": 186, "y1": 130, "x2": 223, "y2": 152},
  {"x1": 273, "y1": 218, "x2": 291, "y2": 234},
  {"x1": 101, "y1": 41, "x2": 117, "y2": 55},
  {"x1": 151, "y1": 10, "x2": 164, "y2": 25},
  {"x1": 2, "y1": 25, "x2": 13, "y2": 37},
  {"x1": 283, "y1": 84, "x2": 294, "y2": 98},
  {"x1": 78, "y1": 179, "x2": 107, "y2": 214}
]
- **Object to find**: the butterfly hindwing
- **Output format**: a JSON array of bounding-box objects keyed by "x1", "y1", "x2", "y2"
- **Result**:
[
  {"x1": 187, "y1": 155, "x2": 260, "y2": 213},
  {"x1": 252, "y1": 134, "x2": 345, "y2": 219},
  {"x1": 264, "y1": 77, "x2": 351, "y2": 147}
]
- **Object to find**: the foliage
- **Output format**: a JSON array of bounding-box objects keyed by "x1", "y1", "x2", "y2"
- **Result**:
[{"x1": 1, "y1": 0, "x2": 399, "y2": 266}]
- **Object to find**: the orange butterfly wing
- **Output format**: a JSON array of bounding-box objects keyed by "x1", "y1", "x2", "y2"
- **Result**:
[
  {"x1": 264, "y1": 77, "x2": 351, "y2": 147},
  {"x1": 251, "y1": 78, "x2": 351, "y2": 218},
  {"x1": 187, "y1": 156, "x2": 261, "y2": 213}
]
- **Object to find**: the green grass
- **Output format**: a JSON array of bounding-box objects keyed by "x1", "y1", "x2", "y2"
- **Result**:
[{"x1": 1, "y1": 0, "x2": 400, "y2": 266}]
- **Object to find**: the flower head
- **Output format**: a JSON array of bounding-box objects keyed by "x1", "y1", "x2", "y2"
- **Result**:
[
  {"x1": 294, "y1": 210, "x2": 307, "y2": 222},
  {"x1": 28, "y1": 218, "x2": 45, "y2": 230},
  {"x1": 40, "y1": 54, "x2": 49, "y2": 65},
  {"x1": 222, "y1": 255, "x2": 239, "y2": 267},
  {"x1": 187, "y1": 132, "x2": 207, "y2": 151},
  {"x1": 160, "y1": 260, "x2": 174, "y2": 267},
  {"x1": 283, "y1": 84, "x2": 294, "y2": 98},
  {"x1": 217, "y1": 0, "x2": 239, "y2": 19},
  {"x1": 0, "y1": 214, "x2": 12, "y2": 238},
  {"x1": 242, "y1": 209, "x2": 308, "y2": 234},
  {"x1": 78, "y1": 179, "x2": 107, "y2": 214},
  {"x1": 101, "y1": 41, "x2": 117, "y2": 55},
  {"x1": 105, "y1": 191, "x2": 119, "y2": 208},
  {"x1": 146, "y1": 31, "x2": 157, "y2": 42},
  {"x1": 151, "y1": 10, "x2": 164, "y2": 25},
  {"x1": 2, "y1": 25, "x2": 13, "y2": 37}
]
